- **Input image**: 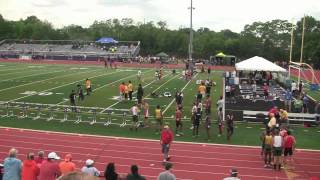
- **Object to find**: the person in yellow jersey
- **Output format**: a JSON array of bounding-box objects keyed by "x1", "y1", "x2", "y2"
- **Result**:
[
  {"x1": 127, "y1": 81, "x2": 134, "y2": 101},
  {"x1": 198, "y1": 82, "x2": 206, "y2": 101},
  {"x1": 263, "y1": 130, "x2": 273, "y2": 168},
  {"x1": 85, "y1": 78, "x2": 91, "y2": 96},
  {"x1": 155, "y1": 105, "x2": 163, "y2": 134}
]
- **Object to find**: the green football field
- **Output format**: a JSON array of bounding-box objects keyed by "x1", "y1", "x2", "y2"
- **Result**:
[{"x1": 0, "y1": 61, "x2": 319, "y2": 149}]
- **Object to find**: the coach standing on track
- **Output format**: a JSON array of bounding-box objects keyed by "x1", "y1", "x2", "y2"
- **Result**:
[{"x1": 160, "y1": 125, "x2": 174, "y2": 163}]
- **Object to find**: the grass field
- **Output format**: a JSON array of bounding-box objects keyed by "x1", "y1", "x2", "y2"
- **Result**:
[{"x1": 0, "y1": 61, "x2": 319, "y2": 149}]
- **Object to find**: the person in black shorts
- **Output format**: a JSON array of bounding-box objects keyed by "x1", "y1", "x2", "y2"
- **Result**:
[
  {"x1": 226, "y1": 112, "x2": 234, "y2": 141},
  {"x1": 193, "y1": 108, "x2": 201, "y2": 137},
  {"x1": 283, "y1": 130, "x2": 296, "y2": 163},
  {"x1": 69, "y1": 90, "x2": 77, "y2": 112}
]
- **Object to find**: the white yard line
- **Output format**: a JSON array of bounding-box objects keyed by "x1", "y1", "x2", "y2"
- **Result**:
[
  {"x1": 8, "y1": 70, "x2": 120, "y2": 102},
  {"x1": 163, "y1": 73, "x2": 199, "y2": 114},
  {"x1": 100, "y1": 73, "x2": 172, "y2": 113},
  {"x1": 0, "y1": 67, "x2": 28, "y2": 72},
  {"x1": 0, "y1": 68, "x2": 100, "y2": 92},
  {"x1": 0, "y1": 69, "x2": 67, "y2": 83},
  {"x1": 56, "y1": 69, "x2": 153, "y2": 106}
]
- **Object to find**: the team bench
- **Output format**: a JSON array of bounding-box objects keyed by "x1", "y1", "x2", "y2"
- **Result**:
[{"x1": 242, "y1": 110, "x2": 318, "y2": 125}]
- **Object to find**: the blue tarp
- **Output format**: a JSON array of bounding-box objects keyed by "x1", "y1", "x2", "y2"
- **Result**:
[{"x1": 96, "y1": 37, "x2": 118, "y2": 44}]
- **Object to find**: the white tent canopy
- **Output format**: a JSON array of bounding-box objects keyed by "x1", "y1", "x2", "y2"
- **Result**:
[{"x1": 235, "y1": 56, "x2": 287, "y2": 72}]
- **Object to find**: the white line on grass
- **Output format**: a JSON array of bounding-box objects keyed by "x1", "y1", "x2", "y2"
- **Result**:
[
  {"x1": 100, "y1": 73, "x2": 172, "y2": 113},
  {"x1": 162, "y1": 73, "x2": 199, "y2": 114},
  {"x1": 0, "y1": 69, "x2": 67, "y2": 83},
  {"x1": 56, "y1": 69, "x2": 153, "y2": 106},
  {"x1": 0, "y1": 67, "x2": 28, "y2": 72},
  {"x1": 0, "y1": 68, "x2": 100, "y2": 92},
  {"x1": 8, "y1": 70, "x2": 121, "y2": 102}
]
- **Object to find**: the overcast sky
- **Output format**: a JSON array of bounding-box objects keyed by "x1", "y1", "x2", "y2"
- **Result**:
[{"x1": 1, "y1": 0, "x2": 320, "y2": 32}]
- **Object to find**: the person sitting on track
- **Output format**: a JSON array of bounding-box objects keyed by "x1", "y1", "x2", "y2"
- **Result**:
[
  {"x1": 81, "y1": 159, "x2": 100, "y2": 177},
  {"x1": 59, "y1": 154, "x2": 76, "y2": 176},
  {"x1": 126, "y1": 165, "x2": 145, "y2": 180},
  {"x1": 157, "y1": 163, "x2": 176, "y2": 180},
  {"x1": 223, "y1": 168, "x2": 240, "y2": 180}
]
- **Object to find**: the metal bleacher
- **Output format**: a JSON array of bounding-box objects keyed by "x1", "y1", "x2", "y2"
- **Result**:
[{"x1": 243, "y1": 110, "x2": 317, "y2": 125}]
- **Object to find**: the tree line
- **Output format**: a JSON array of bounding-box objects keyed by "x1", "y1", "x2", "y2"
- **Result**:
[{"x1": 0, "y1": 14, "x2": 319, "y2": 68}]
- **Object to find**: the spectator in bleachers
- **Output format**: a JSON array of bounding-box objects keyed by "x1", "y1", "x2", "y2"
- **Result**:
[
  {"x1": 22, "y1": 152, "x2": 39, "y2": 180},
  {"x1": 39, "y1": 152, "x2": 61, "y2": 180},
  {"x1": 298, "y1": 80, "x2": 304, "y2": 95},
  {"x1": 284, "y1": 89, "x2": 293, "y2": 112},
  {"x1": 126, "y1": 165, "x2": 145, "y2": 180},
  {"x1": 104, "y1": 162, "x2": 119, "y2": 180},
  {"x1": 3, "y1": 148, "x2": 22, "y2": 180},
  {"x1": 81, "y1": 159, "x2": 100, "y2": 177},
  {"x1": 35, "y1": 151, "x2": 45, "y2": 166},
  {"x1": 263, "y1": 83, "x2": 269, "y2": 100},
  {"x1": 157, "y1": 163, "x2": 176, "y2": 180},
  {"x1": 59, "y1": 154, "x2": 76, "y2": 176},
  {"x1": 293, "y1": 97, "x2": 303, "y2": 113},
  {"x1": 291, "y1": 81, "x2": 297, "y2": 96},
  {"x1": 252, "y1": 81, "x2": 257, "y2": 102},
  {"x1": 58, "y1": 172, "x2": 99, "y2": 180},
  {"x1": 302, "y1": 94, "x2": 309, "y2": 113},
  {"x1": 315, "y1": 101, "x2": 320, "y2": 123}
]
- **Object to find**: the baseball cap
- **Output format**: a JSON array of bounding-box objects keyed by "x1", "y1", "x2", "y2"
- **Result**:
[
  {"x1": 48, "y1": 152, "x2": 60, "y2": 160},
  {"x1": 230, "y1": 168, "x2": 238, "y2": 176},
  {"x1": 86, "y1": 159, "x2": 94, "y2": 166}
]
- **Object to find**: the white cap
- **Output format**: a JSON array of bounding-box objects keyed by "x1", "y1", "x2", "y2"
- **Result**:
[
  {"x1": 48, "y1": 152, "x2": 60, "y2": 160},
  {"x1": 86, "y1": 159, "x2": 94, "y2": 166}
]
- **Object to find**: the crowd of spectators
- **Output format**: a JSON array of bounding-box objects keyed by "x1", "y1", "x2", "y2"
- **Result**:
[{"x1": 0, "y1": 148, "x2": 180, "y2": 180}]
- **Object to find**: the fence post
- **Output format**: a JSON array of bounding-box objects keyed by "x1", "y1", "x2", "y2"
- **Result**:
[
  {"x1": 47, "y1": 106, "x2": 54, "y2": 121},
  {"x1": 90, "y1": 108, "x2": 96, "y2": 125}
]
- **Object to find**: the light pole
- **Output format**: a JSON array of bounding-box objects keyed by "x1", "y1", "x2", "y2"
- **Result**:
[{"x1": 188, "y1": 0, "x2": 195, "y2": 61}]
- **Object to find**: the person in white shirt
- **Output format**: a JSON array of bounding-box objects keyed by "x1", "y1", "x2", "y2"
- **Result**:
[
  {"x1": 223, "y1": 168, "x2": 240, "y2": 180},
  {"x1": 130, "y1": 103, "x2": 140, "y2": 131},
  {"x1": 273, "y1": 130, "x2": 283, "y2": 171},
  {"x1": 157, "y1": 163, "x2": 176, "y2": 180},
  {"x1": 291, "y1": 81, "x2": 297, "y2": 96}
]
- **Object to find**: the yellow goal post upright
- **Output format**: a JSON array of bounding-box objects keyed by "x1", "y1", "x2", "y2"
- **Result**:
[{"x1": 288, "y1": 15, "x2": 318, "y2": 87}]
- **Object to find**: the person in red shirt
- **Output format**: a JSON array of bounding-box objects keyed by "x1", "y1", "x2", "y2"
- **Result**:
[
  {"x1": 160, "y1": 125, "x2": 174, "y2": 163},
  {"x1": 34, "y1": 151, "x2": 45, "y2": 167},
  {"x1": 59, "y1": 154, "x2": 76, "y2": 176},
  {"x1": 283, "y1": 130, "x2": 296, "y2": 164},
  {"x1": 39, "y1": 152, "x2": 61, "y2": 180},
  {"x1": 175, "y1": 107, "x2": 183, "y2": 137},
  {"x1": 119, "y1": 82, "x2": 126, "y2": 101},
  {"x1": 22, "y1": 152, "x2": 40, "y2": 180}
]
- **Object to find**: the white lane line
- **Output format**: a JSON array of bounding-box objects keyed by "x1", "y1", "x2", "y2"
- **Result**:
[
  {"x1": 0, "y1": 67, "x2": 28, "y2": 72},
  {"x1": 56, "y1": 69, "x2": 153, "y2": 105},
  {"x1": 163, "y1": 73, "x2": 199, "y2": 114},
  {"x1": 0, "y1": 68, "x2": 99, "y2": 93},
  {"x1": 0, "y1": 69, "x2": 67, "y2": 83},
  {"x1": 100, "y1": 72, "x2": 172, "y2": 113},
  {"x1": 8, "y1": 69, "x2": 118, "y2": 102}
]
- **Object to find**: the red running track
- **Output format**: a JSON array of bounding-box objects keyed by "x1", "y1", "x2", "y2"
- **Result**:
[{"x1": 0, "y1": 127, "x2": 319, "y2": 180}]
